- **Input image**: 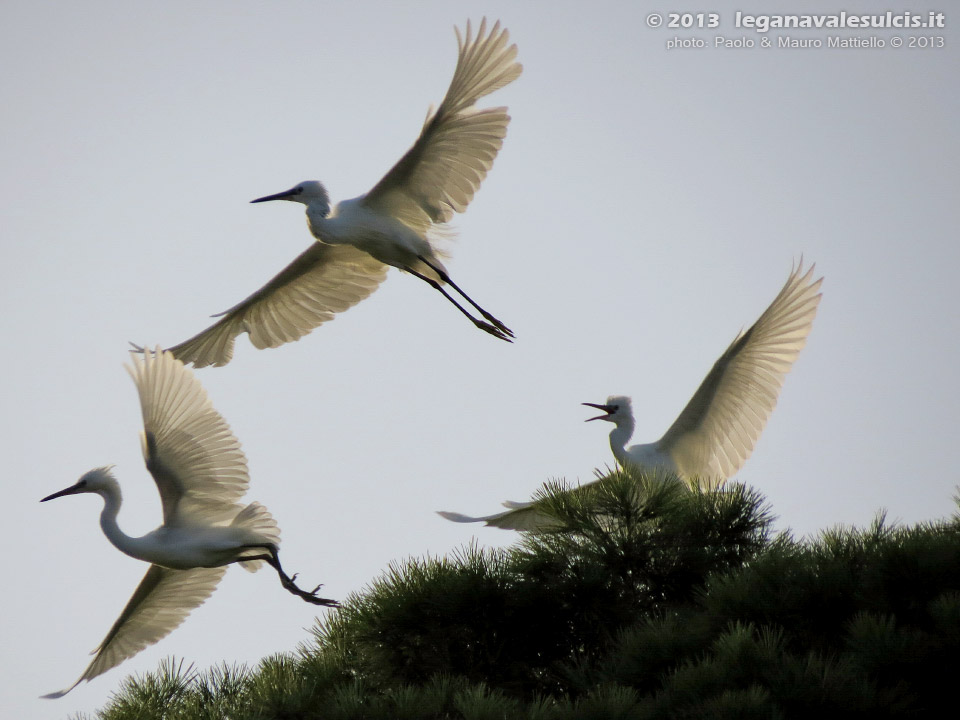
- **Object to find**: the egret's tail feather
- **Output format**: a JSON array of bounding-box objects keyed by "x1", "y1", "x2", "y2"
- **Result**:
[{"x1": 233, "y1": 502, "x2": 281, "y2": 572}]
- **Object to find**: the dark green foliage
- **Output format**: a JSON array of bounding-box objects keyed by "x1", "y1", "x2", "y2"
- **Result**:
[
  {"x1": 296, "y1": 470, "x2": 773, "y2": 705},
  {"x1": 91, "y1": 658, "x2": 196, "y2": 720},
  {"x1": 83, "y1": 469, "x2": 960, "y2": 719},
  {"x1": 316, "y1": 544, "x2": 527, "y2": 691},
  {"x1": 634, "y1": 622, "x2": 888, "y2": 718}
]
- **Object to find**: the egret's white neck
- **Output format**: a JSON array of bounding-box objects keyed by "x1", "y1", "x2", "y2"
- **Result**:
[
  {"x1": 608, "y1": 415, "x2": 636, "y2": 467},
  {"x1": 95, "y1": 483, "x2": 144, "y2": 560},
  {"x1": 304, "y1": 195, "x2": 335, "y2": 238},
  {"x1": 306, "y1": 201, "x2": 330, "y2": 222}
]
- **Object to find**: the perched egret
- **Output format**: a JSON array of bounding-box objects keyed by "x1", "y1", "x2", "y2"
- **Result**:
[
  {"x1": 41, "y1": 349, "x2": 335, "y2": 698},
  {"x1": 155, "y1": 18, "x2": 521, "y2": 368},
  {"x1": 439, "y1": 261, "x2": 823, "y2": 530}
]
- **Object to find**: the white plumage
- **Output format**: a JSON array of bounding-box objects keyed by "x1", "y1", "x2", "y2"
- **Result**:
[
  {"x1": 440, "y1": 261, "x2": 823, "y2": 530},
  {"x1": 160, "y1": 18, "x2": 522, "y2": 368},
  {"x1": 41, "y1": 349, "x2": 333, "y2": 699}
]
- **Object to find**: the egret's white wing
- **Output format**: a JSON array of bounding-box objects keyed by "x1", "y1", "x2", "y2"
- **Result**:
[
  {"x1": 657, "y1": 262, "x2": 823, "y2": 483},
  {"x1": 437, "y1": 504, "x2": 555, "y2": 532},
  {"x1": 127, "y1": 349, "x2": 248, "y2": 526},
  {"x1": 159, "y1": 243, "x2": 388, "y2": 368},
  {"x1": 363, "y1": 18, "x2": 522, "y2": 230},
  {"x1": 43, "y1": 565, "x2": 226, "y2": 698}
]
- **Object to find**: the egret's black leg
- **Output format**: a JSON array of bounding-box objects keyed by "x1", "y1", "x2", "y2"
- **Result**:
[
  {"x1": 408, "y1": 267, "x2": 512, "y2": 342},
  {"x1": 417, "y1": 256, "x2": 514, "y2": 338},
  {"x1": 239, "y1": 546, "x2": 338, "y2": 607}
]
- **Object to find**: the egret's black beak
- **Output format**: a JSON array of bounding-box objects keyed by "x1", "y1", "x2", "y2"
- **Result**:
[
  {"x1": 41, "y1": 483, "x2": 84, "y2": 503},
  {"x1": 582, "y1": 402, "x2": 616, "y2": 422},
  {"x1": 250, "y1": 188, "x2": 298, "y2": 204}
]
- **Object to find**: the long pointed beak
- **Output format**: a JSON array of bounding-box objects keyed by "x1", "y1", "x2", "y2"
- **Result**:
[
  {"x1": 41, "y1": 483, "x2": 84, "y2": 503},
  {"x1": 250, "y1": 188, "x2": 297, "y2": 204},
  {"x1": 582, "y1": 402, "x2": 615, "y2": 422}
]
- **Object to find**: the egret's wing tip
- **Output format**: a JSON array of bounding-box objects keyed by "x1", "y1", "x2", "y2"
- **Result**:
[
  {"x1": 129, "y1": 343, "x2": 165, "y2": 358},
  {"x1": 436, "y1": 510, "x2": 478, "y2": 523}
]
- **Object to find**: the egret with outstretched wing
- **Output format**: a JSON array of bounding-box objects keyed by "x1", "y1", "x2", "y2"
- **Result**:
[
  {"x1": 159, "y1": 18, "x2": 521, "y2": 368},
  {"x1": 41, "y1": 349, "x2": 335, "y2": 698},
  {"x1": 440, "y1": 261, "x2": 823, "y2": 530}
]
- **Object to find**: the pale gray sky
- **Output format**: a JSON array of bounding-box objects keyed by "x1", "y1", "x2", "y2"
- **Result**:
[{"x1": 3, "y1": 1, "x2": 957, "y2": 717}]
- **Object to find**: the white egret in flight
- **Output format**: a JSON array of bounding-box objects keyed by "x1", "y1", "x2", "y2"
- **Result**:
[
  {"x1": 156, "y1": 19, "x2": 521, "y2": 368},
  {"x1": 41, "y1": 349, "x2": 336, "y2": 698},
  {"x1": 439, "y1": 261, "x2": 823, "y2": 530}
]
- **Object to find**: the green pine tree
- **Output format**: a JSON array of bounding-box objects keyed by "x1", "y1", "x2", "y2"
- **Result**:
[{"x1": 79, "y1": 468, "x2": 960, "y2": 720}]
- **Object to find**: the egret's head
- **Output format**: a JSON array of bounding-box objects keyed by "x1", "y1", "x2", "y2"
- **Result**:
[
  {"x1": 250, "y1": 180, "x2": 329, "y2": 209},
  {"x1": 41, "y1": 466, "x2": 117, "y2": 502},
  {"x1": 583, "y1": 395, "x2": 633, "y2": 424}
]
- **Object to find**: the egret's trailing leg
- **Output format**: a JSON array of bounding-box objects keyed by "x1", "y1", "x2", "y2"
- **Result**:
[
  {"x1": 417, "y1": 255, "x2": 514, "y2": 338},
  {"x1": 407, "y1": 267, "x2": 513, "y2": 342},
  {"x1": 244, "y1": 546, "x2": 339, "y2": 607}
]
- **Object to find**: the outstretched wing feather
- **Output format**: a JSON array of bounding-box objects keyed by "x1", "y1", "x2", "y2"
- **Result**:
[
  {"x1": 658, "y1": 262, "x2": 823, "y2": 481},
  {"x1": 161, "y1": 243, "x2": 388, "y2": 368},
  {"x1": 43, "y1": 565, "x2": 225, "y2": 698},
  {"x1": 127, "y1": 349, "x2": 249, "y2": 525},
  {"x1": 363, "y1": 18, "x2": 522, "y2": 229}
]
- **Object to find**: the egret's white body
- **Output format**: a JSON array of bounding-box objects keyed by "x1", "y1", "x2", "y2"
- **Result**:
[
  {"x1": 161, "y1": 18, "x2": 521, "y2": 368},
  {"x1": 41, "y1": 349, "x2": 333, "y2": 699},
  {"x1": 104, "y1": 522, "x2": 272, "y2": 571},
  {"x1": 440, "y1": 261, "x2": 823, "y2": 530},
  {"x1": 586, "y1": 398, "x2": 680, "y2": 475},
  {"x1": 314, "y1": 200, "x2": 434, "y2": 273}
]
